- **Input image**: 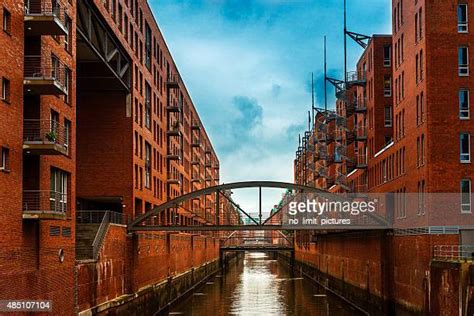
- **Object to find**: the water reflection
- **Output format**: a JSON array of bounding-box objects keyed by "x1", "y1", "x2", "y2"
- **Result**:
[{"x1": 169, "y1": 252, "x2": 362, "y2": 315}]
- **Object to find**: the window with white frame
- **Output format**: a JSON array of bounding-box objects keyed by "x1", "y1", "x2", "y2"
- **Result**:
[
  {"x1": 460, "y1": 133, "x2": 471, "y2": 162},
  {"x1": 458, "y1": 4, "x2": 468, "y2": 33},
  {"x1": 460, "y1": 89, "x2": 470, "y2": 119},
  {"x1": 0, "y1": 146, "x2": 9, "y2": 171},
  {"x1": 383, "y1": 45, "x2": 391, "y2": 67},
  {"x1": 384, "y1": 106, "x2": 392, "y2": 126},
  {"x1": 461, "y1": 179, "x2": 472, "y2": 213},
  {"x1": 50, "y1": 168, "x2": 68, "y2": 213},
  {"x1": 384, "y1": 75, "x2": 392, "y2": 97},
  {"x1": 459, "y1": 47, "x2": 469, "y2": 76}
]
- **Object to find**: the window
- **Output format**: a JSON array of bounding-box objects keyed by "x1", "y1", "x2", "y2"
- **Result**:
[
  {"x1": 461, "y1": 133, "x2": 471, "y2": 163},
  {"x1": 458, "y1": 4, "x2": 468, "y2": 33},
  {"x1": 64, "y1": 67, "x2": 71, "y2": 104},
  {"x1": 145, "y1": 142, "x2": 151, "y2": 189},
  {"x1": 118, "y1": 4, "x2": 123, "y2": 31},
  {"x1": 51, "y1": 54, "x2": 60, "y2": 81},
  {"x1": 418, "y1": 180, "x2": 425, "y2": 215},
  {"x1": 3, "y1": 7, "x2": 11, "y2": 34},
  {"x1": 418, "y1": 7, "x2": 423, "y2": 39},
  {"x1": 1, "y1": 77, "x2": 10, "y2": 103},
  {"x1": 65, "y1": 15, "x2": 72, "y2": 52},
  {"x1": 384, "y1": 106, "x2": 392, "y2": 127},
  {"x1": 50, "y1": 168, "x2": 68, "y2": 213},
  {"x1": 0, "y1": 146, "x2": 9, "y2": 171},
  {"x1": 145, "y1": 82, "x2": 151, "y2": 129},
  {"x1": 461, "y1": 179, "x2": 472, "y2": 213},
  {"x1": 460, "y1": 89, "x2": 470, "y2": 119},
  {"x1": 415, "y1": 12, "x2": 418, "y2": 42},
  {"x1": 145, "y1": 23, "x2": 152, "y2": 70},
  {"x1": 419, "y1": 50, "x2": 423, "y2": 81},
  {"x1": 64, "y1": 119, "x2": 71, "y2": 154},
  {"x1": 459, "y1": 47, "x2": 469, "y2": 76},
  {"x1": 50, "y1": 110, "x2": 60, "y2": 140},
  {"x1": 383, "y1": 75, "x2": 392, "y2": 97}
]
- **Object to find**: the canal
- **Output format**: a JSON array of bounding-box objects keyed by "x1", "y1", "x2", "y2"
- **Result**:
[{"x1": 168, "y1": 252, "x2": 364, "y2": 315}]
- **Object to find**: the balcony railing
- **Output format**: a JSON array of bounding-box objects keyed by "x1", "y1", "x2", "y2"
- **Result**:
[
  {"x1": 433, "y1": 245, "x2": 474, "y2": 261},
  {"x1": 356, "y1": 153, "x2": 368, "y2": 169},
  {"x1": 167, "y1": 121, "x2": 181, "y2": 136},
  {"x1": 23, "y1": 190, "x2": 68, "y2": 219},
  {"x1": 347, "y1": 70, "x2": 367, "y2": 85},
  {"x1": 166, "y1": 73, "x2": 180, "y2": 89},
  {"x1": 191, "y1": 136, "x2": 201, "y2": 147},
  {"x1": 23, "y1": 119, "x2": 68, "y2": 155},
  {"x1": 355, "y1": 98, "x2": 367, "y2": 113},
  {"x1": 167, "y1": 102, "x2": 182, "y2": 112},
  {"x1": 355, "y1": 125, "x2": 368, "y2": 141},
  {"x1": 77, "y1": 210, "x2": 128, "y2": 225},
  {"x1": 167, "y1": 171, "x2": 181, "y2": 185},
  {"x1": 24, "y1": 0, "x2": 68, "y2": 36},
  {"x1": 24, "y1": 55, "x2": 68, "y2": 95},
  {"x1": 191, "y1": 120, "x2": 200, "y2": 130},
  {"x1": 167, "y1": 148, "x2": 182, "y2": 161}
]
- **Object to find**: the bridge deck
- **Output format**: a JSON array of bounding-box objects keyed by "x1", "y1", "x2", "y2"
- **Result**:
[{"x1": 221, "y1": 245, "x2": 294, "y2": 252}]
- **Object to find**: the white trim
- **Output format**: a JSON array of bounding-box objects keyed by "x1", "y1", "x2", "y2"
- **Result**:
[{"x1": 374, "y1": 141, "x2": 394, "y2": 158}]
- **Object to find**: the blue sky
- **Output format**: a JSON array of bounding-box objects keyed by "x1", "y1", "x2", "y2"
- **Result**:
[{"x1": 150, "y1": 0, "x2": 392, "y2": 215}]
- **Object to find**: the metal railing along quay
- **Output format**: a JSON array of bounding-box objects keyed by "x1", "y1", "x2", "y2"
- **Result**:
[
  {"x1": 76, "y1": 210, "x2": 128, "y2": 225},
  {"x1": 433, "y1": 245, "x2": 474, "y2": 261}
]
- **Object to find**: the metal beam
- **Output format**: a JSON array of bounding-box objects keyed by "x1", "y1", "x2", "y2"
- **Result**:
[{"x1": 128, "y1": 224, "x2": 389, "y2": 232}]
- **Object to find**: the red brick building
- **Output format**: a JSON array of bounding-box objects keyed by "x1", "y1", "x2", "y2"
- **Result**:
[{"x1": 0, "y1": 0, "x2": 225, "y2": 314}]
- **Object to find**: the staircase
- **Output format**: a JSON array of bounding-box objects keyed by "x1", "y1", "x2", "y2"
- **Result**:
[{"x1": 76, "y1": 224, "x2": 100, "y2": 260}]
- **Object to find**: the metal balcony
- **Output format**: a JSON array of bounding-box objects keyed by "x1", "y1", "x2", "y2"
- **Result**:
[
  {"x1": 191, "y1": 175, "x2": 201, "y2": 183},
  {"x1": 356, "y1": 153, "x2": 368, "y2": 169},
  {"x1": 167, "y1": 122, "x2": 181, "y2": 137},
  {"x1": 191, "y1": 120, "x2": 200, "y2": 130},
  {"x1": 166, "y1": 74, "x2": 180, "y2": 89},
  {"x1": 24, "y1": 0, "x2": 68, "y2": 36},
  {"x1": 355, "y1": 98, "x2": 367, "y2": 113},
  {"x1": 23, "y1": 119, "x2": 68, "y2": 156},
  {"x1": 167, "y1": 102, "x2": 182, "y2": 112},
  {"x1": 23, "y1": 190, "x2": 68, "y2": 219},
  {"x1": 191, "y1": 160, "x2": 200, "y2": 165},
  {"x1": 355, "y1": 126, "x2": 368, "y2": 141},
  {"x1": 166, "y1": 149, "x2": 182, "y2": 161},
  {"x1": 346, "y1": 71, "x2": 367, "y2": 87},
  {"x1": 191, "y1": 137, "x2": 201, "y2": 147},
  {"x1": 24, "y1": 55, "x2": 68, "y2": 95},
  {"x1": 167, "y1": 172, "x2": 181, "y2": 185}
]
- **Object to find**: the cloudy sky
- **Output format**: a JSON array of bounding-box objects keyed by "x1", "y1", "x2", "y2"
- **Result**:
[{"x1": 150, "y1": 0, "x2": 392, "y2": 216}]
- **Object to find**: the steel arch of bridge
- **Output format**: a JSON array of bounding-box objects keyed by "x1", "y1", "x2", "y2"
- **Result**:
[{"x1": 128, "y1": 181, "x2": 333, "y2": 232}]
